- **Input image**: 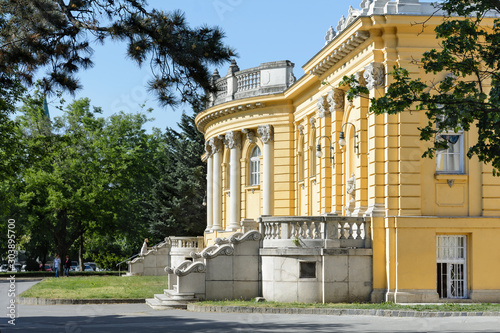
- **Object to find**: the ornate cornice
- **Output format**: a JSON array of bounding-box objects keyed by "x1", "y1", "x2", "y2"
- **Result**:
[
  {"x1": 364, "y1": 62, "x2": 385, "y2": 90},
  {"x1": 310, "y1": 31, "x2": 370, "y2": 77},
  {"x1": 257, "y1": 125, "x2": 273, "y2": 144},
  {"x1": 196, "y1": 102, "x2": 266, "y2": 133}
]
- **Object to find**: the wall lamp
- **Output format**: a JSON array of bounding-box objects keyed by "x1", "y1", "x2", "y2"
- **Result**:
[
  {"x1": 316, "y1": 135, "x2": 334, "y2": 163},
  {"x1": 338, "y1": 122, "x2": 359, "y2": 154},
  {"x1": 202, "y1": 192, "x2": 207, "y2": 206}
]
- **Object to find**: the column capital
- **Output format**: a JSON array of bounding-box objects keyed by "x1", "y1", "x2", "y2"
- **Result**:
[
  {"x1": 208, "y1": 136, "x2": 223, "y2": 154},
  {"x1": 205, "y1": 140, "x2": 213, "y2": 157},
  {"x1": 364, "y1": 62, "x2": 385, "y2": 90},
  {"x1": 225, "y1": 130, "x2": 241, "y2": 149},
  {"x1": 317, "y1": 95, "x2": 329, "y2": 119},
  {"x1": 241, "y1": 128, "x2": 256, "y2": 144},
  {"x1": 257, "y1": 125, "x2": 273, "y2": 144},
  {"x1": 309, "y1": 117, "x2": 316, "y2": 129},
  {"x1": 327, "y1": 88, "x2": 345, "y2": 113},
  {"x1": 298, "y1": 124, "x2": 305, "y2": 136}
]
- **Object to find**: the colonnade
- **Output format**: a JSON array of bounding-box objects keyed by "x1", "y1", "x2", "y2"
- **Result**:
[{"x1": 204, "y1": 125, "x2": 273, "y2": 232}]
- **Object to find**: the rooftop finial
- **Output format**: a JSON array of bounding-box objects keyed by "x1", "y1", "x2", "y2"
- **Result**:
[{"x1": 227, "y1": 59, "x2": 240, "y2": 75}]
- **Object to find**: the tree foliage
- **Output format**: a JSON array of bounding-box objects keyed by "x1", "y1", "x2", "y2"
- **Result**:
[
  {"x1": 144, "y1": 112, "x2": 206, "y2": 239},
  {"x1": 342, "y1": 0, "x2": 500, "y2": 175},
  {"x1": 0, "y1": 0, "x2": 234, "y2": 109}
]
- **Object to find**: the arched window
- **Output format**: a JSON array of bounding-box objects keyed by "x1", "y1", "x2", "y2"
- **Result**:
[{"x1": 250, "y1": 146, "x2": 261, "y2": 186}]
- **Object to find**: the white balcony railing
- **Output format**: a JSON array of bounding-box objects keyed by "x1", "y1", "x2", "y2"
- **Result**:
[{"x1": 258, "y1": 215, "x2": 371, "y2": 249}]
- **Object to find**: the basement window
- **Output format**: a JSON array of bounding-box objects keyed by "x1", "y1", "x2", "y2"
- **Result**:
[{"x1": 299, "y1": 262, "x2": 316, "y2": 278}]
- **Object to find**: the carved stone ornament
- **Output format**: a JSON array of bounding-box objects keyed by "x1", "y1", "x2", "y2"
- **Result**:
[
  {"x1": 229, "y1": 230, "x2": 262, "y2": 244},
  {"x1": 351, "y1": 71, "x2": 366, "y2": 88},
  {"x1": 298, "y1": 124, "x2": 305, "y2": 136},
  {"x1": 325, "y1": 25, "x2": 336, "y2": 45},
  {"x1": 205, "y1": 140, "x2": 213, "y2": 157},
  {"x1": 164, "y1": 260, "x2": 206, "y2": 276},
  {"x1": 241, "y1": 128, "x2": 256, "y2": 143},
  {"x1": 327, "y1": 88, "x2": 345, "y2": 113},
  {"x1": 289, "y1": 72, "x2": 296, "y2": 85},
  {"x1": 208, "y1": 137, "x2": 223, "y2": 154},
  {"x1": 201, "y1": 244, "x2": 234, "y2": 259},
  {"x1": 317, "y1": 95, "x2": 329, "y2": 118},
  {"x1": 257, "y1": 125, "x2": 273, "y2": 144},
  {"x1": 345, "y1": 173, "x2": 356, "y2": 217},
  {"x1": 364, "y1": 62, "x2": 385, "y2": 90},
  {"x1": 309, "y1": 117, "x2": 316, "y2": 129},
  {"x1": 224, "y1": 131, "x2": 241, "y2": 149}
]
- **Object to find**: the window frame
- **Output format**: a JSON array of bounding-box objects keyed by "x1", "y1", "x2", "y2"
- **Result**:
[{"x1": 249, "y1": 145, "x2": 261, "y2": 186}]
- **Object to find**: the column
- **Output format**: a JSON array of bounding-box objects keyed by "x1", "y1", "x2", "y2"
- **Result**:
[
  {"x1": 258, "y1": 125, "x2": 274, "y2": 216},
  {"x1": 205, "y1": 142, "x2": 213, "y2": 232},
  {"x1": 225, "y1": 131, "x2": 242, "y2": 231},
  {"x1": 209, "y1": 137, "x2": 223, "y2": 231}
]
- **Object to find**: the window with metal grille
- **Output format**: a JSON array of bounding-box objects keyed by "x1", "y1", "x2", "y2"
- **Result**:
[
  {"x1": 250, "y1": 146, "x2": 261, "y2": 186},
  {"x1": 436, "y1": 235, "x2": 467, "y2": 299}
]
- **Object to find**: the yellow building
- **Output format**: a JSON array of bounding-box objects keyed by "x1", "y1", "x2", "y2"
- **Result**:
[{"x1": 194, "y1": 0, "x2": 500, "y2": 303}]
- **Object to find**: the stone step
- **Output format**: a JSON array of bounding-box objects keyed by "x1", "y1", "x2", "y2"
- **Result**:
[
  {"x1": 163, "y1": 289, "x2": 197, "y2": 300},
  {"x1": 146, "y1": 298, "x2": 188, "y2": 310}
]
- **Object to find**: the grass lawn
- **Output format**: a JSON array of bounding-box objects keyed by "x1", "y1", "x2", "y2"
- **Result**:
[
  {"x1": 20, "y1": 276, "x2": 167, "y2": 299},
  {"x1": 196, "y1": 300, "x2": 500, "y2": 312}
]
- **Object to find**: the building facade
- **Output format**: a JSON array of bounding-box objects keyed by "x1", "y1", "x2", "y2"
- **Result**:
[{"x1": 191, "y1": 0, "x2": 500, "y2": 303}]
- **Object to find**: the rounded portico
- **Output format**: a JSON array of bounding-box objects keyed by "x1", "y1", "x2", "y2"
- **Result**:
[{"x1": 196, "y1": 60, "x2": 296, "y2": 243}]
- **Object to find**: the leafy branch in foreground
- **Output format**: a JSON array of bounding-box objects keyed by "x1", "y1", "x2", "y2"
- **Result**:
[
  {"x1": 341, "y1": 0, "x2": 500, "y2": 175},
  {"x1": 0, "y1": 0, "x2": 235, "y2": 109}
]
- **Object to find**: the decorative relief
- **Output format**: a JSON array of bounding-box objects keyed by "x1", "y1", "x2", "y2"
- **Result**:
[
  {"x1": 298, "y1": 124, "x2": 304, "y2": 136},
  {"x1": 345, "y1": 174, "x2": 356, "y2": 217},
  {"x1": 257, "y1": 125, "x2": 273, "y2": 144},
  {"x1": 336, "y1": 6, "x2": 363, "y2": 33},
  {"x1": 201, "y1": 244, "x2": 234, "y2": 259},
  {"x1": 325, "y1": 25, "x2": 336, "y2": 45},
  {"x1": 364, "y1": 62, "x2": 385, "y2": 90},
  {"x1": 229, "y1": 230, "x2": 262, "y2": 244},
  {"x1": 205, "y1": 141, "x2": 213, "y2": 158},
  {"x1": 351, "y1": 71, "x2": 367, "y2": 88},
  {"x1": 241, "y1": 128, "x2": 256, "y2": 144},
  {"x1": 317, "y1": 95, "x2": 329, "y2": 118},
  {"x1": 208, "y1": 137, "x2": 223, "y2": 154},
  {"x1": 164, "y1": 260, "x2": 206, "y2": 276},
  {"x1": 327, "y1": 88, "x2": 345, "y2": 112},
  {"x1": 289, "y1": 72, "x2": 296, "y2": 85},
  {"x1": 224, "y1": 131, "x2": 241, "y2": 149},
  {"x1": 309, "y1": 117, "x2": 316, "y2": 129}
]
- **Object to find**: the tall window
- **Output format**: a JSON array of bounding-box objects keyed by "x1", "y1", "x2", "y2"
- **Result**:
[
  {"x1": 436, "y1": 127, "x2": 464, "y2": 173},
  {"x1": 250, "y1": 146, "x2": 261, "y2": 186},
  {"x1": 309, "y1": 129, "x2": 317, "y2": 176},
  {"x1": 437, "y1": 235, "x2": 467, "y2": 299}
]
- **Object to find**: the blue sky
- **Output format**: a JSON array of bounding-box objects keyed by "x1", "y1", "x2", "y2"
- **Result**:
[{"x1": 46, "y1": 0, "x2": 376, "y2": 131}]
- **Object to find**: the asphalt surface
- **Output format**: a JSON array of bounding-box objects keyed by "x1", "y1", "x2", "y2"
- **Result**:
[{"x1": 2, "y1": 281, "x2": 500, "y2": 333}]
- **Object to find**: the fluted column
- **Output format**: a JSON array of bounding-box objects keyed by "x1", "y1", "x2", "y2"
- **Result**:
[
  {"x1": 205, "y1": 142, "x2": 213, "y2": 232},
  {"x1": 258, "y1": 125, "x2": 274, "y2": 216},
  {"x1": 209, "y1": 137, "x2": 223, "y2": 231},
  {"x1": 225, "y1": 131, "x2": 242, "y2": 231}
]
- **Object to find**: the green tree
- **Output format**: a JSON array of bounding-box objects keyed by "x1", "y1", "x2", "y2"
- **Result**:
[
  {"x1": 0, "y1": 0, "x2": 234, "y2": 108},
  {"x1": 145, "y1": 112, "x2": 207, "y2": 240},
  {"x1": 342, "y1": 1, "x2": 500, "y2": 174},
  {"x1": 7, "y1": 92, "x2": 160, "y2": 272}
]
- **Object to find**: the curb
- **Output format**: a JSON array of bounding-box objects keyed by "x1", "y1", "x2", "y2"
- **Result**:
[
  {"x1": 187, "y1": 304, "x2": 500, "y2": 317},
  {"x1": 16, "y1": 297, "x2": 145, "y2": 305}
]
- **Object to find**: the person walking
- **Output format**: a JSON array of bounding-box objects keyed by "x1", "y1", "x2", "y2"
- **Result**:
[
  {"x1": 63, "y1": 255, "x2": 71, "y2": 277},
  {"x1": 141, "y1": 238, "x2": 149, "y2": 256},
  {"x1": 54, "y1": 254, "x2": 61, "y2": 278}
]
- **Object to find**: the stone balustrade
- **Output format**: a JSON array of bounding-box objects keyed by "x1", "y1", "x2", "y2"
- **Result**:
[
  {"x1": 208, "y1": 60, "x2": 296, "y2": 107},
  {"x1": 168, "y1": 236, "x2": 204, "y2": 250},
  {"x1": 258, "y1": 215, "x2": 371, "y2": 249}
]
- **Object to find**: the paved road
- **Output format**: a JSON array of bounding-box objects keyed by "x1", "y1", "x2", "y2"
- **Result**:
[{"x1": 2, "y1": 281, "x2": 500, "y2": 333}]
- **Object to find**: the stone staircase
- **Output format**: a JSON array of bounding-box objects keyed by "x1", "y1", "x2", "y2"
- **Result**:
[{"x1": 146, "y1": 230, "x2": 262, "y2": 310}]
